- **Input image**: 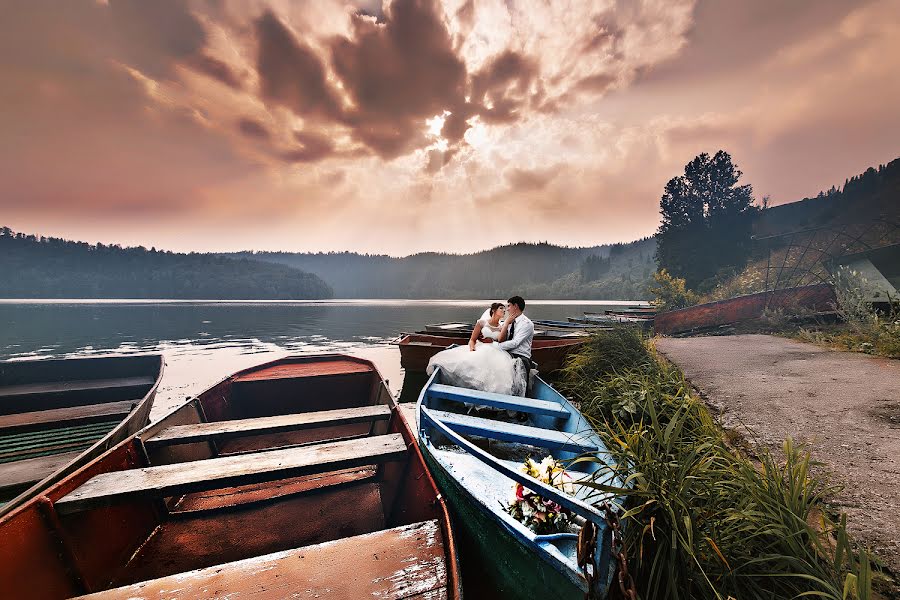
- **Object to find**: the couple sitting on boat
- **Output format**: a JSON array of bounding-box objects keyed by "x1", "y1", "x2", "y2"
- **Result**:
[{"x1": 427, "y1": 296, "x2": 535, "y2": 397}]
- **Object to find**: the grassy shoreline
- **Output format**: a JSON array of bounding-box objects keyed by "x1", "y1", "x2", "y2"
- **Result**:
[{"x1": 558, "y1": 328, "x2": 884, "y2": 599}]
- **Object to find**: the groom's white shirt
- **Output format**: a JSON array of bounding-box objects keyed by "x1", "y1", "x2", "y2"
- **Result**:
[{"x1": 497, "y1": 313, "x2": 534, "y2": 359}]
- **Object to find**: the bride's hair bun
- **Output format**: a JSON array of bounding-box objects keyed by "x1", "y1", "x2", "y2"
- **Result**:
[{"x1": 489, "y1": 302, "x2": 504, "y2": 316}]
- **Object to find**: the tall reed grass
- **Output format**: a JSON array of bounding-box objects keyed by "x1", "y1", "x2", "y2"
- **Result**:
[{"x1": 558, "y1": 329, "x2": 875, "y2": 599}]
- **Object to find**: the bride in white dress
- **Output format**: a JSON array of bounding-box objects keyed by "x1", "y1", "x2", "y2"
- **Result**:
[{"x1": 426, "y1": 303, "x2": 528, "y2": 396}]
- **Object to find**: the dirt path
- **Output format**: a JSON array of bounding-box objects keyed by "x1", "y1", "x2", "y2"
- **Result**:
[{"x1": 655, "y1": 334, "x2": 900, "y2": 574}]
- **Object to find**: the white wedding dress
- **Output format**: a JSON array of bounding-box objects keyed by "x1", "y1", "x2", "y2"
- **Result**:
[{"x1": 426, "y1": 318, "x2": 528, "y2": 396}]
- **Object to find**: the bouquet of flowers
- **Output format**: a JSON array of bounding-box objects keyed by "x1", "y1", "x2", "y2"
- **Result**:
[{"x1": 505, "y1": 456, "x2": 575, "y2": 534}]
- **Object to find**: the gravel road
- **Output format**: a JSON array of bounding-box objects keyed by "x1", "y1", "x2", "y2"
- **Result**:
[{"x1": 655, "y1": 334, "x2": 900, "y2": 574}]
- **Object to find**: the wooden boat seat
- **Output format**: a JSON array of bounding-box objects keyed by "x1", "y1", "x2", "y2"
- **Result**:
[
  {"x1": 427, "y1": 384, "x2": 570, "y2": 418},
  {"x1": 55, "y1": 433, "x2": 408, "y2": 515},
  {"x1": 426, "y1": 409, "x2": 598, "y2": 454},
  {"x1": 0, "y1": 376, "x2": 155, "y2": 400},
  {"x1": 0, "y1": 450, "x2": 83, "y2": 491},
  {"x1": 0, "y1": 400, "x2": 136, "y2": 433},
  {"x1": 146, "y1": 405, "x2": 391, "y2": 448},
  {"x1": 74, "y1": 519, "x2": 447, "y2": 599}
]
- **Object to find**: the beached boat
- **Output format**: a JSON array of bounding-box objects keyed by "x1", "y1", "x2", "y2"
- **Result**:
[
  {"x1": 413, "y1": 368, "x2": 620, "y2": 599},
  {"x1": 395, "y1": 333, "x2": 585, "y2": 375},
  {"x1": 0, "y1": 354, "x2": 461, "y2": 599},
  {"x1": 0, "y1": 354, "x2": 163, "y2": 516},
  {"x1": 653, "y1": 283, "x2": 836, "y2": 335}
]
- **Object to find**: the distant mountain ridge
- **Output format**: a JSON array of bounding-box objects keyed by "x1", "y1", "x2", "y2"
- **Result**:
[
  {"x1": 0, "y1": 228, "x2": 333, "y2": 299},
  {"x1": 231, "y1": 238, "x2": 657, "y2": 300}
]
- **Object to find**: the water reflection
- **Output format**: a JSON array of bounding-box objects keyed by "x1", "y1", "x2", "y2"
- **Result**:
[{"x1": 0, "y1": 300, "x2": 613, "y2": 420}]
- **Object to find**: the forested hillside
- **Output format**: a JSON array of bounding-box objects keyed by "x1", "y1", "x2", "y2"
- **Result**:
[
  {"x1": 234, "y1": 237, "x2": 657, "y2": 299},
  {"x1": 0, "y1": 228, "x2": 333, "y2": 299}
]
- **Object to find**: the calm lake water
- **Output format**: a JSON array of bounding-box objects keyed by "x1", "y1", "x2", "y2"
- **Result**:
[{"x1": 0, "y1": 299, "x2": 629, "y2": 420}]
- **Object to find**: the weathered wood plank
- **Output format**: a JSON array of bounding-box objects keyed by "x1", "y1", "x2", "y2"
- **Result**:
[
  {"x1": 0, "y1": 376, "x2": 154, "y2": 399},
  {"x1": 75, "y1": 520, "x2": 447, "y2": 600},
  {"x1": 0, "y1": 400, "x2": 135, "y2": 433},
  {"x1": 146, "y1": 405, "x2": 390, "y2": 447},
  {"x1": 56, "y1": 433, "x2": 407, "y2": 514},
  {"x1": 0, "y1": 451, "x2": 83, "y2": 490},
  {"x1": 428, "y1": 384, "x2": 569, "y2": 418},
  {"x1": 427, "y1": 409, "x2": 598, "y2": 454}
]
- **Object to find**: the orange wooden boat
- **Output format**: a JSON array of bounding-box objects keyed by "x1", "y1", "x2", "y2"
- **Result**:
[
  {"x1": 395, "y1": 333, "x2": 585, "y2": 375},
  {"x1": 0, "y1": 354, "x2": 461, "y2": 599}
]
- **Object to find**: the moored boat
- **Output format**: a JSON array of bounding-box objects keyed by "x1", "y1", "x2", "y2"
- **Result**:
[
  {"x1": 414, "y1": 368, "x2": 620, "y2": 599},
  {"x1": 532, "y1": 319, "x2": 612, "y2": 332},
  {"x1": 422, "y1": 322, "x2": 587, "y2": 340},
  {"x1": 395, "y1": 333, "x2": 585, "y2": 375},
  {"x1": 569, "y1": 315, "x2": 651, "y2": 326},
  {"x1": 0, "y1": 354, "x2": 461, "y2": 599},
  {"x1": 0, "y1": 354, "x2": 163, "y2": 516}
]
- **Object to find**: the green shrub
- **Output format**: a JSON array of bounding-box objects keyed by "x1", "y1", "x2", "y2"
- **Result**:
[{"x1": 649, "y1": 269, "x2": 701, "y2": 311}]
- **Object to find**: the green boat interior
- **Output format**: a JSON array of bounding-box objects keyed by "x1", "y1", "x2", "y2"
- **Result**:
[{"x1": 0, "y1": 358, "x2": 158, "y2": 505}]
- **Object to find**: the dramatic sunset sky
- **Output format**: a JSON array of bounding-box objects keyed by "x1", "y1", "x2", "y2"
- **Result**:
[{"x1": 2, "y1": 0, "x2": 898, "y2": 255}]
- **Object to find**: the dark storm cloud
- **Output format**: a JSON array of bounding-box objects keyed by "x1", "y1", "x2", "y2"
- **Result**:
[
  {"x1": 187, "y1": 53, "x2": 243, "y2": 89},
  {"x1": 255, "y1": 11, "x2": 343, "y2": 120},
  {"x1": 282, "y1": 131, "x2": 335, "y2": 163},
  {"x1": 237, "y1": 118, "x2": 271, "y2": 139},
  {"x1": 470, "y1": 50, "x2": 537, "y2": 123},
  {"x1": 330, "y1": 0, "x2": 470, "y2": 156}
]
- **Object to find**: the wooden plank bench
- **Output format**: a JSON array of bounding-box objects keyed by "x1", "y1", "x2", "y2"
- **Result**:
[
  {"x1": 145, "y1": 405, "x2": 391, "y2": 448},
  {"x1": 427, "y1": 384, "x2": 570, "y2": 418},
  {"x1": 0, "y1": 376, "x2": 155, "y2": 399},
  {"x1": 55, "y1": 433, "x2": 408, "y2": 515},
  {"x1": 426, "y1": 409, "x2": 598, "y2": 454},
  {"x1": 0, "y1": 400, "x2": 136, "y2": 433},
  {"x1": 75, "y1": 519, "x2": 447, "y2": 599},
  {"x1": 0, "y1": 450, "x2": 83, "y2": 492}
]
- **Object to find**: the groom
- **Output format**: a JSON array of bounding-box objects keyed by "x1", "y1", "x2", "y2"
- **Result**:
[{"x1": 498, "y1": 295, "x2": 535, "y2": 389}]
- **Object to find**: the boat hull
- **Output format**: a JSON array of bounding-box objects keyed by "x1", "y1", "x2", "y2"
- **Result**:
[
  {"x1": 422, "y1": 445, "x2": 585, "y2": 600},
  {"x1": 397, "y1": 334, "x2": 584, "y2": 375},
  {"x1": 654, "y1": 283, "x2": 836, "y2": 335}
]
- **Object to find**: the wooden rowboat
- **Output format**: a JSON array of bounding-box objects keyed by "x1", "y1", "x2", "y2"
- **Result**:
[
  {"x1": 532, "y1": 319, "x2": 611, "y2": 332},
  {"x1": 414, "y1": 368, "x2": 620, "y2": 599},
  {"x1": 395, "y1": 333, "x2": 585, "y2": 375},
  {"x1": 422, "y1": 322, "x2": 587, "y2": 340},
  {"x1": 0, "y1": 354, "x2": 163, "y2": 516},
  {"x1": 0, "y1": 354, "x2": 461, "y2": 599}
]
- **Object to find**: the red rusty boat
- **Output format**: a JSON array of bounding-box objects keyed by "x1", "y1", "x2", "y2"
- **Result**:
[
  {"x1": 0, "y1": 354, "x2": 461, "y2": 600},
  {"x1": 395, "y1": 333, "x2": 585, "y2": 375}
]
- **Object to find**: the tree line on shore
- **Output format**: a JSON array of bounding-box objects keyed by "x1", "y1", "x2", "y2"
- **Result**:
[
  {"x1": 0, "y1": 228, "x2": 333, "y2": 299},
  {"x1": 233, "y1": 238, "x2": 656, "y2": 300}
]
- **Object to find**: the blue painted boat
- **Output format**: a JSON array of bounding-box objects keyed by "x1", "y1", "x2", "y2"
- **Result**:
[{"x1": 415, "y1": 368, "x2": 621, "y2": 599}]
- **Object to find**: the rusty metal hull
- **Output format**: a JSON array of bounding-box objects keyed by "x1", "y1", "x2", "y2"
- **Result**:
[
  {"x1": 0, "y1": 354, "x2": 163, "y2": 517},
  {"x1": 654, "y1": 283, "x2": 837, "y2": 335},
  {"x1": 0, "y1": 354, "x2": 460, "y2": 600},
  {"x1": 396, "y1": 333, "x2": 585, "y2": 375}
]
